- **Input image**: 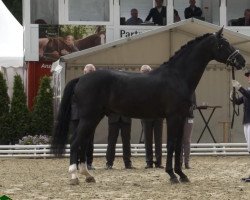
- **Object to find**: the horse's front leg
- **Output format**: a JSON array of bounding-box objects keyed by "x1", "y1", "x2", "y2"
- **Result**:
[
  {"x1": 166, "y1": 140, "x2": 179, "y2": 183},
  {"x1": 165, "y1": 116, "x2": 179, "y2": 184},
  {"x1": 174, "y1": 117, "x2": 190, "y2": 183}
]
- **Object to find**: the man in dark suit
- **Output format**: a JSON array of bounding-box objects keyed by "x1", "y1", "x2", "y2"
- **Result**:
[
  {"x1": 70, "y1": 64, "x2": 96, "y2": 171},
  {"x1": 184, "y1": 0, "x2": 202, "y2": 19},
  {"x1": 106, "y1": 113, "x2": 135, "y2": 169},
  {"x1": 231, "y1": 9, "x2": 250, "y2": 26},
  {"x1": 145, "y1": 0, "x2": 166, "y2": 25},
  {"x1": 140, "y1": 65, "x2": 164, "y2": 169}
]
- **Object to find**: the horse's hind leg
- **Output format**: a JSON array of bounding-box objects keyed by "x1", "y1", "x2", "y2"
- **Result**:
[
  {"x1": 71, "y1": 116, "x2": 103, "y2": 183},
  {"x1": 69, "y1": 120, "x2": 80, "y2": 185},
  {"x1": 78, "y1": 132, "x2": 96, "y2": 183}
]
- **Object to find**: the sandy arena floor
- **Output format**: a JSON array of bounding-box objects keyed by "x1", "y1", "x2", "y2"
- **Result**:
[{"x1": 0, "y1": 156, "x2": 250, "y2": 200}]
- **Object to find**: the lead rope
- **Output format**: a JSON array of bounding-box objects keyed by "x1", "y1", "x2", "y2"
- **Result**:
[{"x1": 230, "y1": 66, "x2": 240, "y2": 129}]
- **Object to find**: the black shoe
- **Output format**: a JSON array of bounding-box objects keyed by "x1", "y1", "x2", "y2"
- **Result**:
[
  {"x1": 245, "y1": 178, "x2": 250, "y2": 182},
  {"x1": 125, "y1": 164, "x2": 136, "y2": 169},
  {"x1": 241, "y1": 176, "x2": 250, "y2": 181},
  {"x1": 106, "y1": 164, "x2": 113, "y2": 170},
  {"x1": 155, "y1": 164, "x2": 164, "y2": 169},
  {"x1": 87, "y1": 164, "x2": 95, "y2": 170},
  {"x1": 185, "y1": 163, "x2": 191, "y2": 169},
  {"x1": 145, "y1": 164, "x2": 153, "y2": 169}
]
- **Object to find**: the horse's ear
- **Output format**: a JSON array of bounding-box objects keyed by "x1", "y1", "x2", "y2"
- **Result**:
[{"x1": 215, "y1": 27, "x2": 224, "y2": 38}]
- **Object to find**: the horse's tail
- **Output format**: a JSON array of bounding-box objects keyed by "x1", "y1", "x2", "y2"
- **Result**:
[{"x1": 50, "y1": 77, "x2": 80, "y2": 157}]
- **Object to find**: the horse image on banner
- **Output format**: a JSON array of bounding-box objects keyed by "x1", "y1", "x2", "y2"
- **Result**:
[
  {"x1": 39, "y1": 25, "x2": 105, "y2": 62},
  {"x1": 51, "y1": 28, "x2": 245, "y2": 184}
]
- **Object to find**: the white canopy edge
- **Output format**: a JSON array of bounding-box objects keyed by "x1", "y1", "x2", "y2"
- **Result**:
[{"x1": 59, "y1": 18, "x2": 250, "y2": 64}]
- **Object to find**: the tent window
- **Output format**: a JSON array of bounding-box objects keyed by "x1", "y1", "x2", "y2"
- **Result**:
[
  {"x1": 68, "y1": 0, "x2": 110, "y2": 22},
  {"x1": 30, "y1": 0, "x2": 58, "y2": 24}
]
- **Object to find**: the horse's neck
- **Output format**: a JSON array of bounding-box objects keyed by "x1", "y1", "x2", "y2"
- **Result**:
[{"x1": 174, "y1": 42, "x2": 212, "y2": 92}]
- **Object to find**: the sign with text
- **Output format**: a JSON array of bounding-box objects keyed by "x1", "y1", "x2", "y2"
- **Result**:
[{"x1": 120, "y1": 28, "x2": 151, "y2": 38}]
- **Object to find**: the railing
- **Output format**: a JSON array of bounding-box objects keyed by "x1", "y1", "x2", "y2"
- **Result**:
[{"x1": 0, "y1": 143, "x2": 248, "y2": 158}]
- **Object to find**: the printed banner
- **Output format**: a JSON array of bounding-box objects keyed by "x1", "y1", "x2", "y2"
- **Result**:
[{"x1": 39, "y1": 25, "x2": 106, "y2": 62}]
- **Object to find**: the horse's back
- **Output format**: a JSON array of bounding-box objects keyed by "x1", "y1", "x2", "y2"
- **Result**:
[{"x1": 74, "y1": 69, "x2": 191, "y2": 118}]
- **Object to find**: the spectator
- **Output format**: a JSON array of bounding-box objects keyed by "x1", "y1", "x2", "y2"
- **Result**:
[
  {"x1": 174, "y1": 9, "x2": 181, "y2": 22},
  {"x1": 184, "y1": 0, "x2": 202, "y2": 19},
  {"x1": 126, "y1": 8, "x2": 143, "y2": 25},
  {"x1": 145, "y1": 0, "x2": 166, "y2": 25},
  {"x1": 180, "y1": 93, "x2": 196, "y2": 169},
  {"x1": 34, "y1": 19, "x2": 47, "y2": 24},
  {"x1": 231, "y1": 9, "x2": 250, "y2": 26},
  {"x1": 71, "y1": 64, "x2": 96, "y2": 171},
  {"x1": 106, "y1": 113, "x2": 135, "y2": 169},
  {"x1": 140, "y1": 65, "x2": 164, "y2": 169}
]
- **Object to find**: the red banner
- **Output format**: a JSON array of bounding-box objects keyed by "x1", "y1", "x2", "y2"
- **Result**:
[{"x1": 27, "y1": 61, "x2": 52, "y2": 109}]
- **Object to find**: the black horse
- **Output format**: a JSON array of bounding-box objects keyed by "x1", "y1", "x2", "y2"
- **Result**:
[{"x1": 51, "y1": 28, "x2": 245, "y2": 184}]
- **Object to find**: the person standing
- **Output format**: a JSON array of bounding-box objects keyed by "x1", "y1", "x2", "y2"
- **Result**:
[
  {"x1": 180, "y1": 93, "x2": 196, "y2": 169},
  {"x1": 184, "y1": 0, "x2": 202, "y2": 19},
  {"x1": 231, "y1": 70, "x2": 250, "y2": 182},
  {"x1": 71, "y1": 64, "x2": 96, "y2": 171},
  {"x1": 126, "y1": 8, "x2": 143, "y2": 25},
  {"x1": 174, "y1": 9, "x2": 181, "y2": 22},
  {"x1": 140, "y1": 65, "x2": 164, "y2": 169},
  {"x1": 145, "y1": 0, "x2": 166, "y2": 25},
  {"x1": 231, "y1": 72, "x2": 250, "y2": 152},
  {"x1": 231, "y1": 9, "x2": 250, "y2": 26},
  {"x1": 106, "y1": 113, "x2": 135, "y2": 169}
]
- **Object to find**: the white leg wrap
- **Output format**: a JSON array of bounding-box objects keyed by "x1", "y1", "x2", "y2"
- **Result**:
[
  {"x1": 69, "y1": 164, "x2": 77, "y2": 174},
  {"x1": 79, "y1": 163, "x2": 91, "y2": 177},
  {"x1": 71, "y1": 172, "x2": 78, "y2": 179}
]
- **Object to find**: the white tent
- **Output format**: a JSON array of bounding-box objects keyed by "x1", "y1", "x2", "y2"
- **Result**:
[{"x1": 0, "y1": 0, "x2": 24, "y2": 97}]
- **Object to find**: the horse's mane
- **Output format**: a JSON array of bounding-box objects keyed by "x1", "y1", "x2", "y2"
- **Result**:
[{"x1": 164, "y1": 33, "x2": 213, "y2": 66}]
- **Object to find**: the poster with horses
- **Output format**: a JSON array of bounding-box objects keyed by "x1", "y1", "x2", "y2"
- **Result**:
[{"x1": 38, "y1": 25, "x2": 106, "y2": 62}]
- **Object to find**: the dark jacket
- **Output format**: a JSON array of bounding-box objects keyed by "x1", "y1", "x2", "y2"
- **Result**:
[
  {"x1": 184, "y1": 6, "x2": 202, "y2": 19},
  {"x1": 231, "y1": 17, "x2": 247, "y2": 26},
  {"x1": 232, "y1": 87, "x2": 250, "y2": 124},
  {"x1": 145, "y1": 6, "x2": 166, "y2": 25},
  {"x1": 108, "y1": 113, "x2": 131, "y2": 124}
]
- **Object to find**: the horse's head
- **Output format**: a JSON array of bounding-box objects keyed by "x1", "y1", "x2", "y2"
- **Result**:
[{"x1": 212, "y1": 28, "x2": 245, "y2": 70}]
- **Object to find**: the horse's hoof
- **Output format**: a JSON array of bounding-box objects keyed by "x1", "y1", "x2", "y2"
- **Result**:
[
  {"x1": 170, "y1": 177, "x2": 180, "y2": 184},
  {"x1": 69, "y1": 178, "x2": 79, "y2": 185},
  {"x1": 85, "y1": 176, "x2": 96, "y2": 183},
  {"x1": 179, "y1": 176, "x2": 190, "y2": 183}
]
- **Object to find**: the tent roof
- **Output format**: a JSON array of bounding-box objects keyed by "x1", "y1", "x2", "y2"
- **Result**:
[
  {"x1": 0, "y1": 0, "x2": 23, "y2": 68},
  {"x1": 57, "y1": 18, "x2": 250, "y2": 68}
]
